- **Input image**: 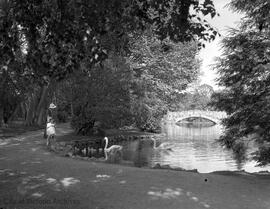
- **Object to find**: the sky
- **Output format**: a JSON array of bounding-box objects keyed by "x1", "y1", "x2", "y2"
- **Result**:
[{"x1": 198, "y1": 0, "x2": 243, "y2": 89}]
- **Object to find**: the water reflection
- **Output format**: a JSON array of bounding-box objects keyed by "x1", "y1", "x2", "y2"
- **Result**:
[
  {"x1": 176, "y1": 117, "x2": 216, "y2": 127},
  {"x1": 121, "y1": 122, "x2": 270, "y2": 173}
]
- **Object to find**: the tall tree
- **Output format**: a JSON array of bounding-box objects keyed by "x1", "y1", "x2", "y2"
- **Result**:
[
  {"x1": 129, "y1": 31, "x2": 201, "y2": 131},
  {"x1": 211, "y1": 0, "x2": 270, "y2": 165},
  {"x1": 69, "y1": 54, "x2": 133, "y2": 134}
]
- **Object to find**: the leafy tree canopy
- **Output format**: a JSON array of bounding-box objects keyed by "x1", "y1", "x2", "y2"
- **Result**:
[
  {"x1": 0, "y1": 0, "x2": 219, "y2": 81},
  {"x1": 129, "y1": 30, "x2": 201, "y2": 131},
  {"x1": 0, "y1": 0, "x2": 219, "y2": 127}
]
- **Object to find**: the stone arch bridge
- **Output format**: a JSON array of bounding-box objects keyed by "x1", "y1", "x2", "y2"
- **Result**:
[{"x1": 164, "y1": 110, "x2": 227, "y2": 125}]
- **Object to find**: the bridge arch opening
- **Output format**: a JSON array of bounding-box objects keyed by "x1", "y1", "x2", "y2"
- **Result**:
[{"x1": 176, "y1": 117, "x2": 216, "y2": 127}]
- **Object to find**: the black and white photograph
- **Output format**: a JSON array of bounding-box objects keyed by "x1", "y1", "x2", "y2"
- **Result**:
[{"x1": 0, "y1": 0, "x2": 270, "y2": 208}]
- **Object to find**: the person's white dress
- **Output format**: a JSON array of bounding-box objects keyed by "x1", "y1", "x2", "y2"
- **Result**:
[
  {"x1": 46, "y1": 122, "x2": 56, "y2": 146},
  {"x1": 46, "y1": 122, "x2": 56, "y2": 136}
]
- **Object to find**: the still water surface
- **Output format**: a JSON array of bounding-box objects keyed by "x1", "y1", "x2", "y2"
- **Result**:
[{"x1": 121, "y1": 123, "x2": 270, "y2": 173}]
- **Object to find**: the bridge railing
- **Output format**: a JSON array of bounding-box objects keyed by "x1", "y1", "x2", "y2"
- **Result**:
[{"x1": 165, "y1": 110, "x2": 227, "y2": 122}]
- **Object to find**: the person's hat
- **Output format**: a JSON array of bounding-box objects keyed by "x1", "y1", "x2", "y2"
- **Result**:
[{"x1": 49, "y1": 103, "x2": 57, "y2": 109}]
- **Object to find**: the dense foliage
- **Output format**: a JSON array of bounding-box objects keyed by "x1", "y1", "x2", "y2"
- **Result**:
[
  {"x1": 129, "y1": 31, "x2": 201, "y2": 131},
  {"x1": 68, "y1": 36, "x2": 202, "y2": 134},
  {"x1": 0, "y1": 0, "x2": 219, "y2": 129},
  {"x1": 179, "y1": 83, "x2": 214, "y2": 110},
  {"x1": 69, "y1": 55, "x2": 133, "y2": 134},
  {"x1": 211, "y1": 0, "x2": 270, "y2": 165}
]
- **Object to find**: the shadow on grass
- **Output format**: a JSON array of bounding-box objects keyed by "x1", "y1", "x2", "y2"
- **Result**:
[
  {"x1": 0, "y1": 124, "x2": 43, "y2": 138},
  {"x1": 147, "y1": 186, "x2": 211, "y2": 208},
  {"x1": 0, "y1": 168, "x2": 81, "y2": 198}
]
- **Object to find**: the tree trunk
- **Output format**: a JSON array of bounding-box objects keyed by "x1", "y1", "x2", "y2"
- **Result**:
[
  {"x1": 25, "y1": 95, "x2": 34, "y2": 126},
  {"x1": 21, "y1": 102, "x2": 27, "y2": 120},
  {"x1": 70, "y1": 100, "x2": 74, "y2": 117},
  {"x1": 0, "y1": 106, "x2": 3, "y2": 127},
  {"x1": 8, "y1": 103, "x2": 20, "y2": 122},
  {"x1": 25, "y1": 92, "x2": 39, "y2": 126},
  {"x1": 35, "y1": 85, "x2": 48, "y2": 122},
  {"x1": 70, "y1": 81, "x2": 74, "y2": 117},
  {"x1": 37, "y1": 105, "x2": 46, "y2": 126},
  {"x1": 25, "y1": 85, "x2": 50, "y2": 126}
]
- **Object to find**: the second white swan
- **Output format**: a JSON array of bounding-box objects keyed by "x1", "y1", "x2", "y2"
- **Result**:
[{"x1": 151, "y1": 138, "x2": 174, "y2": 151}]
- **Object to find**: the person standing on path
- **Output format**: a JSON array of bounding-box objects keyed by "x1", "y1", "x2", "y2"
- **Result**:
[
  {"x1": 43, "y1": 103, "x2": 57, "y2": 138},
  {"x1": 46, "y1": 118, "x2": 56, "y2": 146}
]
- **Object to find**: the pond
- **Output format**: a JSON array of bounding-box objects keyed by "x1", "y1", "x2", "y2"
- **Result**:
[{"x1": 120, "y1": 122, "x2": 270, "y2": 173}]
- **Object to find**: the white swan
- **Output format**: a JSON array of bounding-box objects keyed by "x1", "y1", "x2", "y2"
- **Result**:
[
  {"x1": 104, "y1": 137, "x2": 123, "y2": 162},
  {"x1": 151, "y1": 138, "x2": 174, "y2": 151}
]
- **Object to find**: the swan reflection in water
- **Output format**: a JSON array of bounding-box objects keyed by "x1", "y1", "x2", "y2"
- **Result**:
[{"x1": 151, "y1": 137, "x2": 174, "y2": 151}]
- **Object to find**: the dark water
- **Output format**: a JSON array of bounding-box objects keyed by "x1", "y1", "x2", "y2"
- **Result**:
[{"x1": 120, "y1": 123, "x2": 270, "y2": 173}]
